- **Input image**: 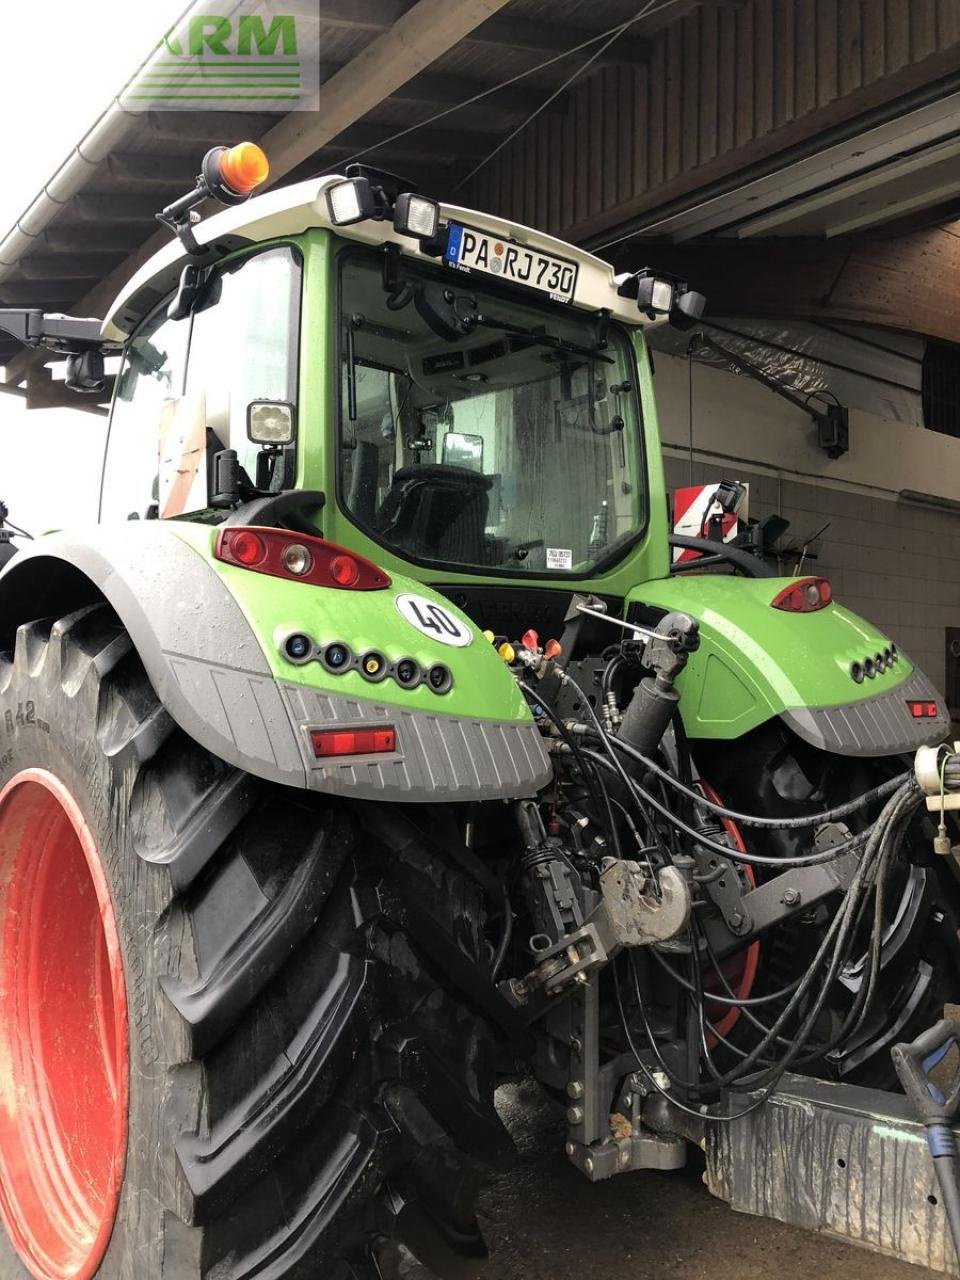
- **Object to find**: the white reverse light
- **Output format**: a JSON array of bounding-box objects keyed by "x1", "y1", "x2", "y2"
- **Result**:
[
  {"x1": 393, "y1": 192, "x2": 440, "y2": 241},
  {"x1": 635, "y1": 275, "x2": 674, "y2": 314},
  {"x1": 326, "y1": 177, "x2": 376, "y2": 226}
]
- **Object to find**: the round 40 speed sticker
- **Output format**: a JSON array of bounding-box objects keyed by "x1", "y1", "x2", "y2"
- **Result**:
[{"x1": 395, "y1": 593, "x2": 473, "y2": 648}]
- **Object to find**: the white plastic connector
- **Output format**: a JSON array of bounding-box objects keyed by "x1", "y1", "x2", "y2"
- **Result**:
[{"x1": 915, "y1": 743, "x2": 946, "y2": 795}]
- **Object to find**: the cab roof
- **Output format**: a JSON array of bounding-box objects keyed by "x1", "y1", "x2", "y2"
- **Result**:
[{"x1": 102, "y1": 174, "x2": 651, "y2": 342}]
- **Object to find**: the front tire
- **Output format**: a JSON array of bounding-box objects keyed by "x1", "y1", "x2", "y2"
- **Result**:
[{"x1": 0, "y1": 606, "x2": 513, "y2": 1280}]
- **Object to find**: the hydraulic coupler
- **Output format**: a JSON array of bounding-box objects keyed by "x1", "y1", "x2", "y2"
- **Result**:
[{"x1": 619, "y1": 611, "x2": 699, "y2": 755}]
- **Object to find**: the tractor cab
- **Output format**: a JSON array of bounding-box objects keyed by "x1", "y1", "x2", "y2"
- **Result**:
[{"x1": 94, "y1": 149, "x2": 699, "y2": 602}]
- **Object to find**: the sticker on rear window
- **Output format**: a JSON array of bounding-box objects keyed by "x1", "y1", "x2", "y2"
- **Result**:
[{"x1": 546, "y1": 548, "x2": 573, "y2": 570}]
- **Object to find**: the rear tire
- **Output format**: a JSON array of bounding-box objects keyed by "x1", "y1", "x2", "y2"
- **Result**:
[
  {"x1": 0, "y1": 606, "x2": 513, "y2": 1280},
  {"x1": 694, "y1": 720, "x2": 960, "y2": 1085}
]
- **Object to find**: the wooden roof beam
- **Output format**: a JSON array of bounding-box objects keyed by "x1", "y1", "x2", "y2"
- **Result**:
[{"x1": 260, "y1": 0, "x2": 515, "y2": 187}]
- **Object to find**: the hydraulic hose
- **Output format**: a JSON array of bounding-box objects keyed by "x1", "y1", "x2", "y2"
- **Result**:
[
  {"x1": 578, "y1": 744, "x2": 875, "y2": 869},
  {"x1": 529, "y1": 670, "x2": 895, "y2": 866},
  {"x1": 607, "y1": 732, "x2": 909, "y2": 829}
]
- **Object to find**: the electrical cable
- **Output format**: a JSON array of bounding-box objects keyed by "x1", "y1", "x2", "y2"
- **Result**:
[
  {"x1": 320, "y1": 0, "x2": 687, "y2": 177},
  {"x1": 452, "y1": 1, "x2": 664, "y2": 192}
]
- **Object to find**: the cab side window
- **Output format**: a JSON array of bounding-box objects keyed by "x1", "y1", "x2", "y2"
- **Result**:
[
  {"x1": 184, "y1": 246, "x2": 300, "y2": 496},
  {"x1": 99, "y1": 244, "x2": 300, "y2": 524},
  {"x1": 100, "y1": 305, "x2": 188, "y2": 522}
]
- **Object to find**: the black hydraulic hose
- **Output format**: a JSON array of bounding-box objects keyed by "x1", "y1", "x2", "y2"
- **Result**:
[
  {"x1": 578, "y1": 744, "x2": 875, "y2": 869},
  {"x1": 607, "y1": 733, "x2": 909, "y2": 830},
  {"x1": 650, "y1": 943, "x2": 803, "y2": 1008},
  {"x1": 613, "y1": 955, "x2": 796, "y2": 1123},
  {"x1": 686, "y1": 809, "x2": 888, "y2": 1093},
  {"x1": 615, "y1": 780, "x2": 917, "y2": 1109},
  {"x1": 518, "y1": 679, "x2": 623, "y2": 860},
  {"x1": 632, "y1": 881, "x2": 856, "y2": 1098},
  {"x1": 786, "y1": 793, "x2": 920, "y2": 1069},
  {"x1": 582, "y1": 734, "x2": 896, "y2": 1060},
  {"x1": 732, "y1": 784, "x2": 915, "y2": 1090},
  {"x1": 694, "y1": 920, "x2": 807, "y2": 1053},
  {"x1": 491, "y1": 880, "x2": 513, "y2": 982},
  {"x1": 771, "y1": 791, "x2": 916, "y2": 1072},
  {"x1": 529, "y1": 668, "x2": 919, "y2": 1093},
  {"x1": 601, "y1": 651, "x2": 624, "y2": 701},
  {"x1": 531, "y1": 672, "x2": 670, "y2": 861},
  {"x1": 687, "y1": 918, "x2": 732, "y2": 1083}
]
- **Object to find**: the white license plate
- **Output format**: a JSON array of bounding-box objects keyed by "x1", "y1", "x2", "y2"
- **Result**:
[{"x1": 444, "y1": 224, "x2": 579, "y2": 303}]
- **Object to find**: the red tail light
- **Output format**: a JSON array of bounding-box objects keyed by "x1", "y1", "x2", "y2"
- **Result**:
[
  {"x1": 907, "y1": 700, "x2": 939, "y2": 719},
  {"x1": 771, "y1": 577, "x2": 832, "y2": 613},
  {"x1": 310, "y1": 727, "x2": 396, "y2": 757},
  {"x1": 215, "y1": 527, "x2": 391, "y2": 590}
]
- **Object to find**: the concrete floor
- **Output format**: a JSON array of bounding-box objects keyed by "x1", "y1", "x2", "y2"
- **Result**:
[{"x1": 409, "y1": 1082, "x2": 938, "y2": 1280}]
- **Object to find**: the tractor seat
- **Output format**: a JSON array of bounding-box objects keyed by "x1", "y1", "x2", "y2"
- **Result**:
[{"x1": 374, "y1": 465, "x2": 492, "y2": 564}]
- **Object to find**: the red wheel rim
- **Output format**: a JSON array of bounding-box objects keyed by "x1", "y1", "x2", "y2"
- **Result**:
[
  {"x1": 697, "y1": 781, "x2": 760, "y2": 1048},
  {"x1": 0, "y1": 769, "x2": 128, "y2": 1280}
]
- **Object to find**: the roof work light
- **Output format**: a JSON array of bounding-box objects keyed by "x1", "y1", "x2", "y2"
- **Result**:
[
  {"x1": 326, "y1": 176, "x2": 379, "y2": 227},
  {"x1": 617, "y1": 268, "x2": 707, "y2": 329},
  {"x1": 326, "y1": 164, "x2": 442, "y2": 245},
  {"x1": 392, "y1": 191, "x2": 440, "y2": 241}
]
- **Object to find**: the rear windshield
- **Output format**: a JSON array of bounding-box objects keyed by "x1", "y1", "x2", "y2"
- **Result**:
[{"x1": 337, "y1": 250, "x2": 646, "y2": 577}]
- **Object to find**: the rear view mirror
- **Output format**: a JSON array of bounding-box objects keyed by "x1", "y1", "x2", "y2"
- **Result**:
[
  {"x1": 65, "y1": 349, "x2": 106, "y2": 394},
  {"x1": 247, "y1": 400, "x2": 296, "y2": 445},
  {"x1": 442, "y1": 430, "x2": 483, "y2": 471}
]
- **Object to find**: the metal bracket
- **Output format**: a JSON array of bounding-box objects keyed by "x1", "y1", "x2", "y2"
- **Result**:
[{"x1": 566, "y1": 1065, "x2": 686, "y2": 1180}]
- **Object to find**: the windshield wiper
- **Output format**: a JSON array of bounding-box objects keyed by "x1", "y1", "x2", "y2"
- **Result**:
[
  {"x1": 409, "y1": 278, "x2": 615, "y2": 360},
  {"x1": 473, "y1": 312, "x2": 615, "y2": 363}
]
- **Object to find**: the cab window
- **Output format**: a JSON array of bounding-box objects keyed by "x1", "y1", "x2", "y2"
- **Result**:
[
  {"x1": 184, "y1": 246, "x2": 300, "y2": 500},
  {"x1": 100, "y1": 244, "x2": 300, "y2": 523},
  {"x1": 100, "y1": 304, "x2": 188, "y2": 522}
]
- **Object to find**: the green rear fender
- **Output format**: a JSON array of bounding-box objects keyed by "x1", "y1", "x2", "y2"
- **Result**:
[
  {"x1": 0, "y1": 522, "x2": 551, "y2": 800},
  {"x1": 627, "y1": 575, "x2": 948, "y2": 755}
]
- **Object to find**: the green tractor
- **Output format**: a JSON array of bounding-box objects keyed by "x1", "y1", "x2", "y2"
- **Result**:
[{"x1": 0, "y1": 140, "x2": 957, "y2": 1280}]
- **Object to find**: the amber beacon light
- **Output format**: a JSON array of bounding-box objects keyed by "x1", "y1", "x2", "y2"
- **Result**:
[{"x1": 202, "y1": 142, "x2": 270, "y2": 203}]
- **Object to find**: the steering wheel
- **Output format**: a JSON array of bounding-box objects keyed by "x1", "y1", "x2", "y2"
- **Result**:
[{"x1": 669, "y1": 534, "x2": 773, "y2": 578}]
